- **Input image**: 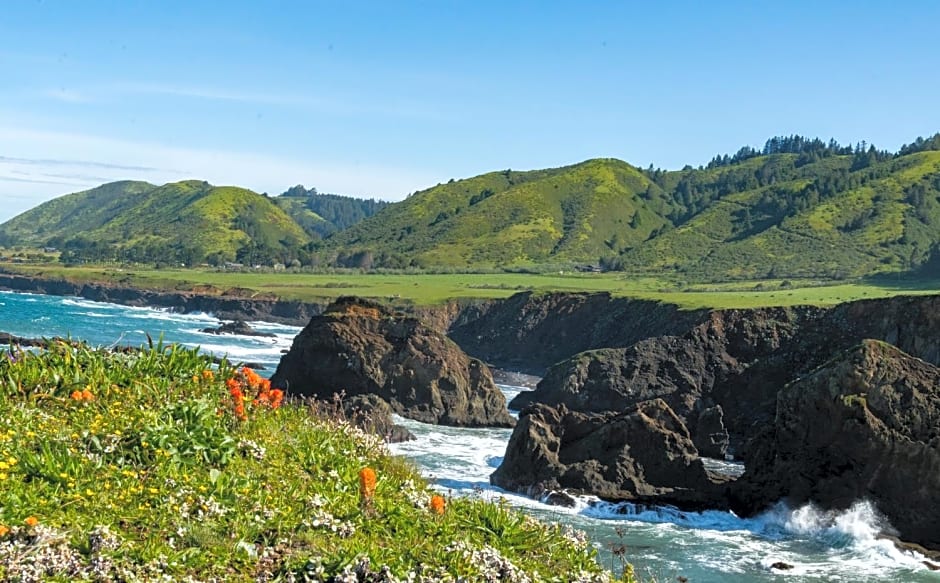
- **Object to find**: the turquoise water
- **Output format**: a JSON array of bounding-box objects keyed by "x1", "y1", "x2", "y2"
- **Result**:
[{"x1": 1, "y1": 290, "x2": 937, "y2": 582}]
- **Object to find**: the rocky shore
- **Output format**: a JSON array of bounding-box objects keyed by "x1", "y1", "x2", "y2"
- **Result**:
[{"x1": 4, "y1": 272, "x2": 940, "y2": 551}]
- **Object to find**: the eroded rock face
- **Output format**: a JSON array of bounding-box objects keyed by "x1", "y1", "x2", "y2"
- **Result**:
[
  {"x1": 448, "y1": 292, "x2": 707, "y2": 375},
  {"x1": 271, "y1": 297, "x2": 515, "y2": 428},
  {"x1": 733, "y1": 340, "x2": 940, "y2": 550},
  {"x1": 490, "y1": 399, "x2": 730, "y2": 509},
  {"x1": 508, "y1": 333, "x2": 736, "y2": 457},
  {"x1": 506, "y1": 295, "x2": 940, "y2": 458}
]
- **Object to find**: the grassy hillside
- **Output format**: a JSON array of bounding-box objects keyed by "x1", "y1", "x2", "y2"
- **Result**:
[
  {"x1": 317, "y1": 134, "x2": 940, "y2": 279},
  {"x1": 0, "y1": 342, "x2": 609, "y2": 581},
  {"x1": 0, "y1": 181, "x2": 312, "y2": 265},
  {"x1": 3, "y1": 133, "x2": 940, "y2": 280},
  {"x1": 623, "y1": 150, "x2": 940, "y2": 279},
  {"x1": 323, "y1": 159, "x2": 677, "y2": 268}
]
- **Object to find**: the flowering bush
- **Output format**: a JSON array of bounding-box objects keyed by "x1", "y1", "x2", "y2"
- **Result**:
[{"x1": 225, "y1": 367, "x2": 284, "y2": 421}]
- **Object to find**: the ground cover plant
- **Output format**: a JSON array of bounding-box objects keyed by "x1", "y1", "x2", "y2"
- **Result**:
[{"x1": 0, "y1": 341, "x2": 609, "y2": 582}]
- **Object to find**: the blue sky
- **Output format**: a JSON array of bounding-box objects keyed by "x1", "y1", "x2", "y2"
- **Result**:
[{"x1": 2, "y1": 1, "x2": 939, "y2": 221}]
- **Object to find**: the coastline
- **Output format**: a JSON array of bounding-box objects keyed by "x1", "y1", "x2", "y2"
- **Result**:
[{"x1": 0, "y1": 273, "x2": 326, "y2": 326}]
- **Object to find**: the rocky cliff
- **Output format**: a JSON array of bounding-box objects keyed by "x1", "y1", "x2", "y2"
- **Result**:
[
  {"x1": 270, "y1": 297, "x2": 515, "y2": 428},
  {"x1": 448, "y1": 292, "x2": 708, "y2": 374},
  {"x1": 491, "y1": 399, "x2": 730, "y2": 509},
  {"x1": 733, "y1": 340, "x2": 940, "y2": 550},
  {"x1": 509, "y1": 295, "x2": 940, "y2": 455}
]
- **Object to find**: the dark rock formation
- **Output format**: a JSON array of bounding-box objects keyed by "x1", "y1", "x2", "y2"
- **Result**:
[
  {"x1": 490, "y1": 399, "x2": 730, "y2": 509},
  {"x1": 271, "y1": 297, "x2": 515, "y2": 428},
  {"x1": 507, "y1": 331, "x2": 738, "y2": 456},
  {"x1": 448, "y1": 292, "x2": 707, "y2": 375},
  {"x1": 342, "y1": 394, "x2": 415, "y2": 443},
  {"x1": 509, "y1": 295, "x2": 940, "y2": 456},
  {"x1": 200, "y1": 320, "x2": 275, "y2": 337},
  {"x1": 733, "y1": 340, "x2": 940, "y2": 551}
]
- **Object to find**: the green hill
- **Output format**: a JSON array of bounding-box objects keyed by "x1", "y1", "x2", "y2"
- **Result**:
[
  {"x1": 314, "y1": 133, "x2": 940, "y2": 279},
  {"x1": 4, "y1": 133, "x2": 940, "y2": 280},
  {"x1": 0, "y1": 180, "x2": 312, "y2": 266},
  {"x1": 321, "y1": 159, "x2": 677, "y2": 268},
  {"x1": 622, "y1": 148, "x2": 940, "y2": 279}
]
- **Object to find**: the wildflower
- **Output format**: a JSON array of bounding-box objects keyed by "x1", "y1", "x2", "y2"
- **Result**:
[
  {"x1": 359, "y1": 467, "x2": 377, "y2": 500},
  {"x1": 430, "y1": 494, "x2": 446, "y2": 515},
  {"x1": 71, "y1": 390, "x2": 83, "y2": 401},
  {"x1": 24, "y1": 516, "x2": 38, "y2": 527},
  {"x1": 202, "y1": 369, "x2": 214, "y2": 381},
  {"x1": 81, "y1": 388, "x2": 94, "y2": 401},
  {"x1": 0, "y1": 525, "x2": 8, "y2": 537},
  {"x1": 270, "y1": 388, "x2": 284, "y2": 409}
]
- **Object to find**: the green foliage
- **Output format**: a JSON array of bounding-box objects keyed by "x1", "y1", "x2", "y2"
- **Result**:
[
  {"x1": 0, "y1": 343, "x2": 608, "y2": 581},
  {"x1": 0, "y1": 180, "x2": 311, "y2": 266},
  {"x1": 275, "y1": 185, "x2": 390, "y2": 237},
  {"x1": 4, "y1": 133, "x2": 940, "y2": 280}
]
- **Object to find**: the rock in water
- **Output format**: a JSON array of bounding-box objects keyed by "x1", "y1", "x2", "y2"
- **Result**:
[
  {"x1": 200, "y1": 320, "x2": 275, "y2": 337},
  {"x1": 490, "y1": 399, "x2": 729, "y2": 509},
  {"x1": 734, "y1": 340, "x2": 940, "y2": 551},
  {"x1": 271, "y1": 297, "x2": 515, "y2": 428}
]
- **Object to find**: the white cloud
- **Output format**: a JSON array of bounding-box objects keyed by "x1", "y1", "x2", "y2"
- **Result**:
[
  {"x1": 40, "y1": 88, "x2": 92, "y2": 103},
  {"x1": 40, "y1": 82, "x2": 452, "y2": 121},
  {"x1": 0, "y1": 126, "x2": 437, "y2": 223}
]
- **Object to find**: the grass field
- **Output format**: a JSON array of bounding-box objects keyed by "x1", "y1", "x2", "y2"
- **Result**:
[{"x1": 2, "y1": 264, "x2": 938, "y2": 309}]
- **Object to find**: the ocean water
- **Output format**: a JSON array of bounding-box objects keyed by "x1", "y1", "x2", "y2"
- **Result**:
[{"x1": 1, "y1": 290, "x2": 937, "y2": 582}]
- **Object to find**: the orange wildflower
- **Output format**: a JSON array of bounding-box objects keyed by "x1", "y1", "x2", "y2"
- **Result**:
[
  {"x1": 70, "y1": 390, "x2": 83, "y2": 401},
  {"x1": 430, "y1": 494, "x2": 446, "y2": 515},
  {"x1": 201, "y1": 369, "x2": 214, "y2": 381},
  {"x1": 81, "y1": 389, "x2": 94, "y2": 401},
  {"x1": 24, "y1": 516, "x2": 38, "y2": 527},
  {"x1": 270, "y1": 388, "x2": 284, "y2": 409},
  {"x1": 0, "y1": 525, "x2": 9, "y2": 537},
  {"x1": 359, "y1": 467, "x2": 377, "y2": 500}
]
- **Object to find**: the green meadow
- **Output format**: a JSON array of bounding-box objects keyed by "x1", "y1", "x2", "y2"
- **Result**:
[{"x1": 3, "y1": 264, "x2": 938, "y2": 309}]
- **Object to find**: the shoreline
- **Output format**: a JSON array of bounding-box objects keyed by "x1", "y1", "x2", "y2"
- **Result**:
[{"x1": 0, "y1": 273, "x2": 326, "y2": 326}]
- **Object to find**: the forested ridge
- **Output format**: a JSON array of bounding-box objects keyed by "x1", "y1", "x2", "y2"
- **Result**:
[{"x1": 3, "y1": 133, "x2": 940, "y2": 280}]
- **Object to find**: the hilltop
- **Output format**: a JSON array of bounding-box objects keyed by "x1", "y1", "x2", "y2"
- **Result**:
[
  {"x1": 314, "y1": 134, "x2": 940, "y2": 278},
  {"x1": 3, "y1": 133, "x2": 940, "y2": 280},
  {"x1": 0, "y1": 181, "x2": 386, "y2": 268}
]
